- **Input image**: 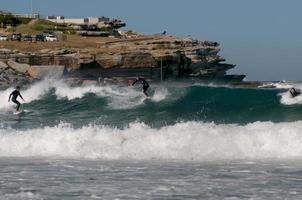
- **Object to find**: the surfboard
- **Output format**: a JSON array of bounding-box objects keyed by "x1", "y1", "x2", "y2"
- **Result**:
[
  {"x1": 144, "y1": 96, "x2": 152, "y2": 102},
  {"x1": 13, "y1": 110, "x2": 23, "y2": 115}
]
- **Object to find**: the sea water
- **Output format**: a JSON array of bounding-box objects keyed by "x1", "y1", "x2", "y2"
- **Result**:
[{"x1": 1, "y1": 79, "x2": 302, "y2": 199}]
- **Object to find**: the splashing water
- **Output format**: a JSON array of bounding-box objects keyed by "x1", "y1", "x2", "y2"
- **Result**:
[
  {"x1": 0, "y1": 121, "x2": 302, "y2": 161},
  {"x1": 0, "y1": 79, "x2": 170, "y2": 110}
]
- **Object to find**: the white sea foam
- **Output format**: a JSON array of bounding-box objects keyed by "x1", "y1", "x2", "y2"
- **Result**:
[
  {"x1": 278, "y1": 82, "x2": 302, "y2": 105},
  {"x1": 261, "y1": 81, "x2": 302, "y2": 89},
  {"x1": 0, "y1": 79, "x2": 170, "y2": 110},
  {"x1": 264, "y1": 81, "x2": 302, "y2": 105},
  {"x1": 1, "y1": 121, "x2": 302, "y2": 161},
  {"x1": 280, "y1": 91, "x2": 302, "y2": 105},
  {"x1": 193, "y1": 82, "x2": 232, "y2": 88},
  {"x1": 0, "y1": 79, "x2": 54, "y2": 111},
  {"x1": 150, "y1": 87, "x2": 169, "y2": 102}
]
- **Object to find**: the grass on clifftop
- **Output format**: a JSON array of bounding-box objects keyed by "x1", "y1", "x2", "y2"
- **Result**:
[{"x1": 7, "y1": 19, "x2": 76, "y2": 34}]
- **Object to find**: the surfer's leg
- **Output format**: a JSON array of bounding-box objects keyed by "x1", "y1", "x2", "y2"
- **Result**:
[
  {"x1": 143, "y1": 86, "x2": 149, "y2": 96},
  {"x1": 17, "y1": 102, "x2": 21, "y2": 111},
  {"x1": 12, "y1": 100, "x2": 20, "y2": 111}
]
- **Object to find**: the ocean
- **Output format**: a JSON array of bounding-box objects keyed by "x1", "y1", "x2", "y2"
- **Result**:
[{"x1": 1, "y1": 79, "x2": 302, "y2": 199}]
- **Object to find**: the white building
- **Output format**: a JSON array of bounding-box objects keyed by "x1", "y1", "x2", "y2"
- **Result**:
[
  {"x1": 46, "y1": 16, "x2": 109, "y2": 25},
  {"x1": 46, "y1": 16, "x2": 87, "y2": 24},
  {"x1": 88, "y1": 16, "x2": 109, "y2": 24},
  {"x1": 14, "y1": 13, "x2": 40, "y2": 19}
]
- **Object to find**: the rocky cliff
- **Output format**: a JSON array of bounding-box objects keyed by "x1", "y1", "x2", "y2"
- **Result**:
[{"x1": 0, "y1": 35, "x2": 245, "y2": 86}]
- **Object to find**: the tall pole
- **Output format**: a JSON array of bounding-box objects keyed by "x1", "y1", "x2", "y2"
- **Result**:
[{"x1": 30, "y1": 0, "x2": 33, "y2": 18}]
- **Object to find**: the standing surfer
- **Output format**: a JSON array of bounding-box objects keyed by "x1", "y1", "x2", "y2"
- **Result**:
[
  {"x1": 8, "y1": 86, "x2": 25, "y2": 111},
  {"x1": 132, "y1": 77, "x2": 150, "y2": 97}
]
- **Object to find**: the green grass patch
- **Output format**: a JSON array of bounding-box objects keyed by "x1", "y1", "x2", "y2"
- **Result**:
[{"x1": 155, "y1": 44, "x2": 167, "y2": 49}]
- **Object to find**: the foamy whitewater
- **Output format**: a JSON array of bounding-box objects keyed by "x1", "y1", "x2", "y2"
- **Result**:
[
  {"x1": 2, "y1": 121, "x2": 302, "y2": 161},
  {"x1": 1, "y1": 79, "x2": 302, "y2": 199}
]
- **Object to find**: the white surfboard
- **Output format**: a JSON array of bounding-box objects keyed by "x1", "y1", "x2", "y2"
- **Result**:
[
  {"x1": 13, "y1": 110, "x2": 23, "y2": 115},
  {"x1": 143, "y1": 96, "x2": 152, "y2": 101}
]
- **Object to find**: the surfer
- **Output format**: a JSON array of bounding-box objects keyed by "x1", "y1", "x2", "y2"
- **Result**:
[
  {"x1": 289, "y1": 88, "x2": 301, "y2": 98},
  {"x1": 132, "y1": 77, "x2": 149, "y2": 97},
  {"x1": 8, "y1": 86, "x2": 24, "y2": 111}
]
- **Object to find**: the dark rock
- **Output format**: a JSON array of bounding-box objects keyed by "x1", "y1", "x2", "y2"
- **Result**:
[{"x1": 50, "y1": 49, "x2": 76, "y2": 56}]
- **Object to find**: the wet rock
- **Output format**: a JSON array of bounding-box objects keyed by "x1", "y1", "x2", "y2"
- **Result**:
[
  {"x1": 27, "y1": 65, "x2": 65, "y2": 79},
  {"x1": 7, "y1": 60, "x2": 30, "y2": 74}
]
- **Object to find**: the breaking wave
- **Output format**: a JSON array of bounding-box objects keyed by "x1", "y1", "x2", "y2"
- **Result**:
[
  {"x1": 1, "y1": 121, "x2": 302, "y2": 161},
  {"x1": 271, "y1": 81, "x2": 302, "y2": 105},
  {"x1": 1, "y1": 80, "x2": 302, "y2": 161},
  {"x1": 0, "y1": 79, "x2": 170, "y2": 110},
  {"x1": 280, "y1": 91, "x2": 302, "y2": 105}
]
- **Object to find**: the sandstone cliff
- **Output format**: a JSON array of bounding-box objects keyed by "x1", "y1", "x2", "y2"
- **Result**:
[{"x1": 0, "y1": 35, "x2": 245, "y2": 85}]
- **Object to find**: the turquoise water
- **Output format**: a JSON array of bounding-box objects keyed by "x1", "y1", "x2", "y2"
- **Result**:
[
  {"x1": 0, "y1": 80, "x2": 300, "y2": 129},
  {"x1": 1, "y1": 79, "x2": 302, "y2": 199}
]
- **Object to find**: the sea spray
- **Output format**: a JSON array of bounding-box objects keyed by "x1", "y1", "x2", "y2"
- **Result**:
[
  {"x1": 280, "y1": 91, "x2": 302, "y2": 105},
  {"x1": 1, "y1": 121, "x2": 302, "y2": 161},
  {"x1": 0, "y1": 79, "x2": 171, "y2": 110},
  {"x1": 0, "y1": 79, "x2": 55, "y2": 110}
]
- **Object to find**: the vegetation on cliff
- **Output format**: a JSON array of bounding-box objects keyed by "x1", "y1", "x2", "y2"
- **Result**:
[{"x1": 0, "y1": 12, "x2": 32, "y2": 28}]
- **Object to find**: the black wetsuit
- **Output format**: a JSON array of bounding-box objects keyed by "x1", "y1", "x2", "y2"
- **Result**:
[
  {"x1": 9, "y1": 90, "x2": 24, "y2": 111},
  {"x1": 290, "y1": 88, "x2": 301, "y2": 98},
  {"x1": 132, "y1": 78, "x2": 149, "y2": 96}
]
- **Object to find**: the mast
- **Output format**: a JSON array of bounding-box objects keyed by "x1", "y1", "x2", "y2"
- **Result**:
[{"x1": 30, "y1": 0, "x2": 33, "y2": 18}]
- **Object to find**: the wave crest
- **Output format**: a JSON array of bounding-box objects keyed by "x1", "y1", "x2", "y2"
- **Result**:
[
  {"x1": 0, "y1": 79, "x2": 170, "y2": 110},
  {"x1": 1, "y1": 121, "x2": 302, "y2": 161}
]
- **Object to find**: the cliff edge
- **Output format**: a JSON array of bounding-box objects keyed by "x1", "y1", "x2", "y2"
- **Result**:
[{"x1": 0, "y1": 34, "x2": 245, "y2": 86}]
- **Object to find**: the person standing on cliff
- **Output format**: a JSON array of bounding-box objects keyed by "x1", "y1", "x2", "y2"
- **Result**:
[
  {"x1": 8, "y1": 86, "x2": 25, "y2": 111},
  {"x1": 132, "y1": 77, "x2": 150, "y2": 97}
]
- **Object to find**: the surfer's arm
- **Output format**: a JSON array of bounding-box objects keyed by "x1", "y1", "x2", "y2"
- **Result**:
[
  {"x1": 8, "y1": 93, "x2": 12, "y2": 102},
  {"x1": 132, "y1": 79, "x2": 139, "y2": 86},
  {"x1": 19, "y1": 93, "x2": 24, "y2": 101}
]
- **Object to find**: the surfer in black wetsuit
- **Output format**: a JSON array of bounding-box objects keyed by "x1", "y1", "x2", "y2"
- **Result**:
[
  {"x1": 289, "y1": 88, "x2": 301, "y2": 98},
  {"x1": 8, "y1": 86, "x2": 24, "y2": 111},
  {"x1": 132, "y1": 77, "x2": 149, "y2": 97}
]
